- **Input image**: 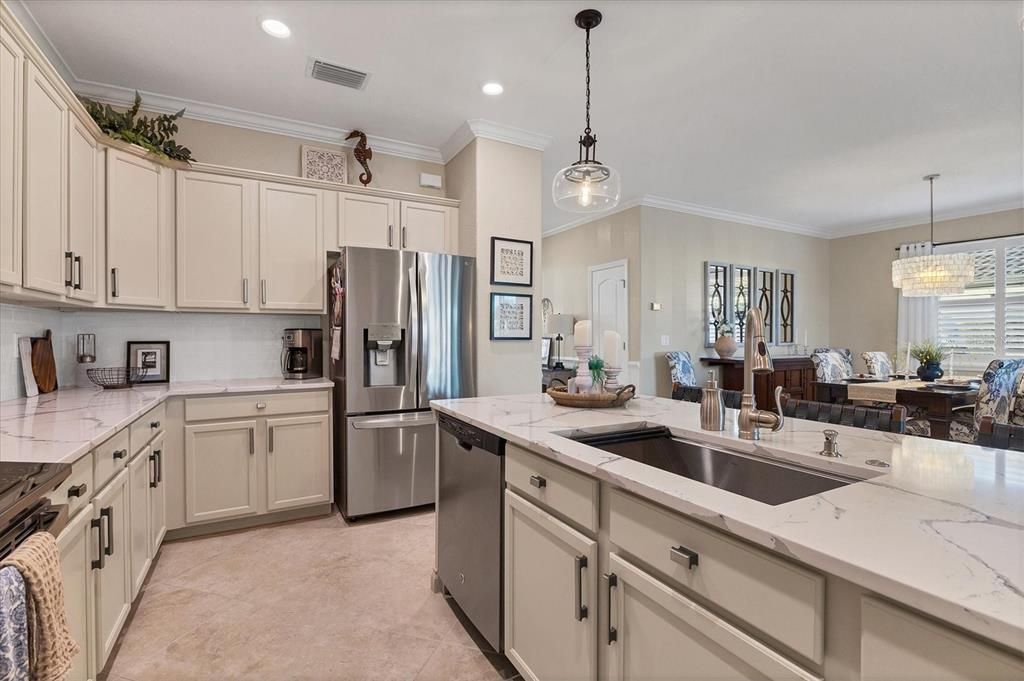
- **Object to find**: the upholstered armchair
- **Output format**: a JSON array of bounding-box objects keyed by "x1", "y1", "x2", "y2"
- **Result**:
[
  {"x1": 949, "y1": 358, "x2": 1024, "y2": 444},
  {"x1": 810, "y1": 348, "x2": 854, "y2": 383},
  {"x1": 666, "y1": 351, "x2": 697, "y2": 389},
  {"x1": 861, "y1": 351, "x2": 893, "y2": 377}
]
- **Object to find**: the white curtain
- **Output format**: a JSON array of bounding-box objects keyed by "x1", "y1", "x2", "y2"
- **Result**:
[{"x1": 896, "y1": 242, "x2": 938, "y2": 370}]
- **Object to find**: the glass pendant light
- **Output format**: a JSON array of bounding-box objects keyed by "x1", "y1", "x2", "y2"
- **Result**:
[
  {"x1": 552, "y1": 9, "x2": 621, "y2": 213},
  {"x1": 891, "y1": 174, "x2": 974, "y2": 297}
]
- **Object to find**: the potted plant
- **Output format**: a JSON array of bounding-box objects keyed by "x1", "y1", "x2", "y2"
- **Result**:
[
  {"x1": 714, "y1": 320, "x2": 737, "y2": 358},
  {"x1": 910, "y1": 341, "x2": 948, "y2": 381},
  {"x1": 588, "y1": 355, "x2": 607, "y2": 393}
]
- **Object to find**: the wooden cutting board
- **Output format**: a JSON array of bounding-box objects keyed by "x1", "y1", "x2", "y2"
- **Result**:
[{"x1": 31, "y1": 329, "x2": 58, "y2": 393}]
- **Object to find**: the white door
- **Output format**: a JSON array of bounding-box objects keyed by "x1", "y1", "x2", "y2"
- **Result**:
[
  {"x1": 266, "y1": 414, "x2": 330, "y2": 511},
  {"x1": 258, "y1": 182, "x2": 324, "y2": 311},
  {"x1": 400, "y1": 200, "x2": 448, "y2": 253},
  {"x1": 127, "y1": 446, "x2": 152, "y2": 599},
  {"x1": 176, "y1": 171, "x2": 255, "y2": 309},
  {"x1": 57, "y1": 506, "x2": 95, "y2": 681},
  {"x1": 0, "y1": 25, "x2": 23, "y2": 286},
  {"x1": 589, "y1": 260, "x2": 628, "y2": 361},
  {"x1": 67, "y1": 115, "x2": 100, "y2": 302},
  {"x1": 337, "y1": 192, "x2": 395, "y2": 249},
  {"x1": 93, "y1": 468, "x2": 131, "y2": 669},
  {"x1": 106, "y1": 149, "x2": 166, "y2": 306},
  {"x1": 149, "y1": 431, "x2": 167, "y2": 552},
  {"x1": 505, "y1": 490, "x2": 598, "y2": 681},
  {"x1": 23, "y1": 60, "x2": 67, "y2": 295},
  {"x1": 605, "y1": 553, "x2": 818, "y2": 681},
  {"x1": 184, "y1": 420, "x2": 260, "y2": 523}
]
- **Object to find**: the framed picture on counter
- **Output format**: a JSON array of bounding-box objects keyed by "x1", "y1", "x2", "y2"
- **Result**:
[
  {"x1": 127, "y1": 340, "x2": 170, "y2": 383},
  {"x1": 490, "y1": 293, "x2": 533, "y2": 340},
  {"x1": 490, "y1": 237, "x2": 533, "y2": 287}
]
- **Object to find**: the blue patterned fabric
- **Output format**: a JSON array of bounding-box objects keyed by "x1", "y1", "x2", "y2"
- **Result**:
[
  {"x1": 666, "y1": 351, "x2": 697, "y2": 387},
  {"x1": 811, "y1": 348, "x2": 854, "y2": 383},
  {"x1": 861, "y1": 351, "x2": 893, "y2": 377},
  {"x1": 0, "y1": 566, "x2": 29, "y2": 681},
  {"x1": 949, "y1": 358, "x2": 1024, "y2": 443}
]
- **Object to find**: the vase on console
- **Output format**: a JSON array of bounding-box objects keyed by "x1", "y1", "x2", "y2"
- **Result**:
[
  {"x1": 916, "y1": 361, "x2": 944, "y2": 382},
  {"x1": 714, "y1": 334, "x2": 737, "y2": 359}
]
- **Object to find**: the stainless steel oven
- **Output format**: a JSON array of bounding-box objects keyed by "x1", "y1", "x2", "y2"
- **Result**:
[{"x1": 0, "y1": 463, "x2": 71, "y2": 559}]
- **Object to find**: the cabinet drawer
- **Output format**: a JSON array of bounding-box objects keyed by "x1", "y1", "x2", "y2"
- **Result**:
[
  {"x1": 184, "y1": 390, "x2": 329, "y2": 422},
  {"x1": 608, "y1": 489, "x2": 824, "y2": 664},
  {"x1": 93, "y1": 428, "x2": 130, "y2": 492},
  {"x1": 505, "y1": 444, "x2": 598, "y2": 533},
  {"x1": 53, "y1": 452, "x2": 93, "y2": 516},
  {"x1": 130, "y1": 402, "x2": 166, "y2": 454}
]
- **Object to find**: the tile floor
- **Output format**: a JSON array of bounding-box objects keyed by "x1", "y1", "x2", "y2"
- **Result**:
[{"x1": 103, "y1": 509, "x2": 519, "y2": 681}]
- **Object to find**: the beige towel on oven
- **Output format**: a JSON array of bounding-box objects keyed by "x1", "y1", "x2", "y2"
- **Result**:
[{"x1": 0, "y1": 532, "x2": 79, "y2": 681}]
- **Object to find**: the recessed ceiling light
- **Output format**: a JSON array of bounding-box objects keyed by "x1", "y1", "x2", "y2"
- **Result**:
[
  {"x1": 261, "y1": 19, "x2": 291, "y2": 38},
  {"x1": 482, "y1": 82, "x2": 504, "y2": 96}
]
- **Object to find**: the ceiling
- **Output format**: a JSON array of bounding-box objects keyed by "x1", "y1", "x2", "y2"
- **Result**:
[{"x1": 17, "y1": 0, "x2": 1024, "y2": 237}]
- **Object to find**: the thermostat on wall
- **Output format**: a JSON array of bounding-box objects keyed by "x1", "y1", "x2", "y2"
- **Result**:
[{"x1": 419, "y1": 173, "x2": 443, "y2": 189}]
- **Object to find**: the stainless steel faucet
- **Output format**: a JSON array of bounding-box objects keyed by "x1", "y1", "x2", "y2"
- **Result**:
[{"x1": 738, "y1": 308, "x2": 785, "y2": 440}]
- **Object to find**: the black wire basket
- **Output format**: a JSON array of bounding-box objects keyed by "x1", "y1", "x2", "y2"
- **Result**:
[{"x1": 86, "y1": 367, "x2": 149, "y2": 389}]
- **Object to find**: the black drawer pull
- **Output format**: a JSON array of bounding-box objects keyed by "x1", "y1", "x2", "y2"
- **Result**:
[
  {"x1": 113, "y1": 449, "x2": 127, "y2": 460},
  {"x1": 670, "y1": 545, "x2": 699, "y2": 570},
  {"x1": 529, "y1": 475, "x2": 547, "y2": 489},
  {"x1": 151, "y1": 420, "x2": 161, "y2": 429},
  {"x1": 604, "y1": 573, "x2": 618, "y2": 644},
  {"x1": 67, "y1": 483, "x2": 87, "y2": 498},
  {"x1": 90, "y1": 517, "x2": 104, "y2": 570},
  {"x1": 574, "y1": 555, "x2": 588, "y2": 621}
]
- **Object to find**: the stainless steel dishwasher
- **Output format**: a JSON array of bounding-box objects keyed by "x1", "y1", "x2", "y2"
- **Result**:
[{"x1": 436, "y1": 412, "x2": 505, "y2": 652}]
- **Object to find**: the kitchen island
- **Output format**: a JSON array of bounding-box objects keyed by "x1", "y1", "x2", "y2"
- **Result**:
[{"x1": 431, "y1": 393, "x2": 1023, "y2": 680}]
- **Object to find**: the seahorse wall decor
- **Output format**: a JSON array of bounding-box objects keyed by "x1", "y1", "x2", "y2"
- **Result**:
[{"x1": 346, "y1": 130, "x2": 373, "y2": 186}]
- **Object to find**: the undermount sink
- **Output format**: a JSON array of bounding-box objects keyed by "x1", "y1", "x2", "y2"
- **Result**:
[{"x1": 566, "y1": 425, "x2": 857, "y2": 505}]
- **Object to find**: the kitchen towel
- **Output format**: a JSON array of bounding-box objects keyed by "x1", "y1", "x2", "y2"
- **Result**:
[
  {"x1": 0, "y1": 533, "x2": 79, "y2": 681},
  {"x1": 0, "y1": 566, "x2": 29, "y2": 681}
]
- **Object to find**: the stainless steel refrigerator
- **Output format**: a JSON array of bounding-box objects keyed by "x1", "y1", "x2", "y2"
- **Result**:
[{"x1": 328, "y1": 247, "x2": 475, "y2": 519}]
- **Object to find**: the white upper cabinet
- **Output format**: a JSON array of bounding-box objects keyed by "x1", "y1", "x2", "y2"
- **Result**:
[
  {"x1": 106, "y1": 148, "x2": 169, "y2": 307},
  {"x1": 336, "y1": 191, "x2": 396, "y2": 249},
  {"x1": 23, "y1": 60, "x2": 67, "y2": 295},
  {"x1": 0, "y1": 24, "x2": 23, "y2": 286},
  {"x1": 67, "y1": 114, "x2": 101, "y2": 302},
  {"x1": 176, "y1": 170, "x2": 256, "y2": 309},
  {"x1": 400, "y1": 200, "x2": 448, "y2": 253},
  {"x1": 258, "y1": 181, "x2": 324, "y2": 311}
]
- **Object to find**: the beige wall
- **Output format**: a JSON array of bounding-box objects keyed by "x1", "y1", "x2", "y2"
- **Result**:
[
  {"x1": 540, "y1": 208, "x2": 642, "y2": 361},
  {"x1": 829, "y1": 208, "x2": 1023, "y2": 372}
]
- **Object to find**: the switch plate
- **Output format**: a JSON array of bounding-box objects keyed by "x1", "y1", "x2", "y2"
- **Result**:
[
  {"x1": 650, "y1": 302, "x2": 662, "y2": 311},
  {"x1": 660, "y1": 335, "x2": 670, "y2": 347}
]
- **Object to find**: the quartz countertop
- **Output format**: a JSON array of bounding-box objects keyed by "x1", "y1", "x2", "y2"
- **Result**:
[
  {"x1": 0, "y1": 377, "x2": 333, "y2": 465},
  {"x1": 430, "y1": 393, "x2": 1024, "y2": 652}
]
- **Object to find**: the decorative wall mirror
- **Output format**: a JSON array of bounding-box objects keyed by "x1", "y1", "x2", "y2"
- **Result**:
[
  {"x1": 754, "y1": 268, "x2": 776, "y2": 344},
  {"x1": 730, "y1": 265, "x2": 754, "y2": 343},
  {"x1": 703, "y1": 261, "x2": 731, "y2": 348},
  {"x1": 777, "y1": 269, "x2": 796, "y2": 345}
]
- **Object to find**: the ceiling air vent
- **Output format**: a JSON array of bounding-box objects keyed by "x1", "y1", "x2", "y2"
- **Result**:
[{"x1": 309, "y1": 59, "x2": 369, "y2": 90}]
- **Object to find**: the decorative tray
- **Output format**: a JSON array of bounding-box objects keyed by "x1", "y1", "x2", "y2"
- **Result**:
[
  {"x1": 923, "y1": 382, "x2": 977, "y2": 393},
  {"x1": 546, "y1": 384, "x2": 636, "y2": 408}
]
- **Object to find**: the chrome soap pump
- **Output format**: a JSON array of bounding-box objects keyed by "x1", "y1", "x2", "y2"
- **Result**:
[{"x1": 700, "y1": 371, "x2": 725, "y2": 431}]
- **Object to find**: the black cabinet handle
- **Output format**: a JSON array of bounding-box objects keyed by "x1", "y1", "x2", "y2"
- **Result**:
[
  {"x1": 90, "y1": 517, "x2": 104, "y2": 570},
  {"x1": 529, "y1": 475, "x2": 547, "y2": 489},
  {"x1": 670, "y1": 545, "x2": 699, "y2": 570},
  {"x1": 110, "y1": 267, "x2": 119, "y2": 298},
  {"x1": 149, "y1": 451, "x2": 158, "y2": 488},
  {"x1": 155, "y1": 449, "x2": 162, "y2": 484},
  {"x1": 604, "y1": 573, "x2": 618, "y2": 644},
  {"x1": 67, "y1": 483, "x2": 87, "y2": 498},
  {"x1": 113, "y1": 449, "x2": 127, "y2": 460},
  {"x1": 101, "y1": 506, "x2": 114, "y2": 556},
  {"x1": 574, "y1": 555, "x2": 588, "y2": 621},
  {"x1": 151, "y1": 420, "x2": 161, "y2": 429}
]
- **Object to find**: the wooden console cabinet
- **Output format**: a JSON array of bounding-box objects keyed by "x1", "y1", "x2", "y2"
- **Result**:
[{"x1": 701, "y1": 356, "x2": 815, "y2": 405}]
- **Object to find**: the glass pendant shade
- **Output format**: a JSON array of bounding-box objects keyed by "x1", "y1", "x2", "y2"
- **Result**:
[
  {"x1": 552, "y1": 161, "x2": 621, "y2": 213},
  {"x1": 891, "y1": 252, "x2": 974, "y2": 297}
]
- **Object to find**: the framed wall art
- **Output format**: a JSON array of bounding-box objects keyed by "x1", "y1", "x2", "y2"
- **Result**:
[
  {"x1": 126, "y1": 340, "x2": 171, "y2": 383},
  {"x1": 301, "y1": 145, "x2": 348, "y2": 184},
  {"x1": 490, "y1": 292, "x2": 533, "y2": 340},
  {"x1": 490, "y1": 237, "x2": 533, "y2": 287}
]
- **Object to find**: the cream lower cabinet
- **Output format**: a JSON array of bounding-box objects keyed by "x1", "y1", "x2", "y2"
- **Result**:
[
  {"x1": 0, "y1": 23, "x2": 23, "y2": 286},
  {"x1": 57, "y1": 505, "x2": 96, "y2": 681},
  {"x1": 127, "y1": 445, "x2": 152, "y2": 599},
  {"x1": 266, "y1": 414, "x2": 331, "y2": 511},
  {"x1": 258, "y1": 182, "x2": 323, "y2": 311},
  {"x1": 149, "y1": 431, "x2": 167, "y2": 551},
  {"x1": 184, "y1": 419, "x2": 260, "y2": 523},
  {"x1": 92, "y1": 467, "x2": 131, "y2": 669},
  {"x1": 505, "y1": 489, "x2": 598, "y2": 681}
]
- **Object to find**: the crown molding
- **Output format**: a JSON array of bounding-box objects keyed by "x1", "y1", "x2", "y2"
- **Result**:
[
  {"x1": 6, "y1": 0, "x2": 77, "y2": 84},
  {"x1": 825, "y1": 198, "x2": 1024, "y2": 239},
  {"x1": 441, "y1": 119, "x2": 552, "y2": 162},
  {"x1": 542, "y1": 198, "x2": 646, "y2": 237}
]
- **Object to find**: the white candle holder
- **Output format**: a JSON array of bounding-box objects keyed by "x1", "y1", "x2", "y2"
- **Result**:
[
  {"x1": 575, "y1": 345, "x2": 593, "y2": 377},
  {"x1": 604, "y1": 367, "x2": 622, "y2": 391}
]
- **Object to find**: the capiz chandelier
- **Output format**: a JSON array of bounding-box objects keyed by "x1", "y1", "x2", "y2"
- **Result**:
[{"x1": 891, "y1": 174, "x2": 974, "y2": 297}]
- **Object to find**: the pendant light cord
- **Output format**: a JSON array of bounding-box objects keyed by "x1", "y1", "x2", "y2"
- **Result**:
[
  {"x1": 584, "y1": 27, "x2": 592, "y2": 135},
  {"x1": 929, "y1": 176, "x2": 935, "y2": 244}
]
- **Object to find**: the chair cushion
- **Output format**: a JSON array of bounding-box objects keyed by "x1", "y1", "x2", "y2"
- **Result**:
[
  {"x1": 666, "y1": 351, "x2": 697, "y2": 387},
  {"x1": 811, "y1": 348, "x2": 854, "y2": 383},
  {"x1": 974, "y1": 358, "x2": 1024, "y2": 430},
  {"x1": 861, "y1": 351, "x2": 893, "y2": 377}
]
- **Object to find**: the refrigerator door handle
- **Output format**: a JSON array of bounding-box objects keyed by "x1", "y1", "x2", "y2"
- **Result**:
[
  {"x1": 408, "y1": 258, "x2": 421, "y2": 407},
  {"x1": 350, "y1": 412, "x2": 437, "y2": 430}
]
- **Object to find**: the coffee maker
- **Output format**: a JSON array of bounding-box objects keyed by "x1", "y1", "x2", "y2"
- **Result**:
[{"x1": 281, "y1": 329, "x2": 323, "y2": 380}]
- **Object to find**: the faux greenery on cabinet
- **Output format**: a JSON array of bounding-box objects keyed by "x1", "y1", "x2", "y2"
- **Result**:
[{"x1": 80, "y1": 91, "x2": 194, "y2": 162}]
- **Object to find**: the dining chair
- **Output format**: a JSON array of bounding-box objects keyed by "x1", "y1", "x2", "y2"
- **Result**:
[
  {"x1": 779, "y1": 395, "x2": 907, "y2": 434},
  {"x1": 861, "y1": 351, "x2": 893, "y2": 377},
  {"x1": 810, "y1": 347, "x2": 855, "y2": 383},
  {"x1": 948, "y1": 358, "x2": 1024, "y2": 444},
  {"x1": 672, "y1": 384, "x2": 744, "y2": 410},
  {"x1": 666, "y1": 351, "x2": 697, "y2": 388},
  {"x1": 977, "y1": 416, "x2": 1024, "y2": 451}
]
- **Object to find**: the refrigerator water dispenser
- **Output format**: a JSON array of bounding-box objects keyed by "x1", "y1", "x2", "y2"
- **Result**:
[{"x1": 364, "y1": 323, "x2": 405, "y2": 386}]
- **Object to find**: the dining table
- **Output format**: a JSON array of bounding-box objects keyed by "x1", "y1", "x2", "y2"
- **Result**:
[{"x1": 811, "y1": 377, "x2": 978, "y2": 440}]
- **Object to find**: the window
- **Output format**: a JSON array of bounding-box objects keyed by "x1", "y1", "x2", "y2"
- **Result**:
[{"x1": 935, "y1": 236, "x2": 1024, "y2": 373}]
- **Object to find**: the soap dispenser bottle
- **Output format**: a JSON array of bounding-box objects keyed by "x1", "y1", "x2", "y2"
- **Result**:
[{"x1": 700, "y1": 371, "x2": 725, "y2": 431}]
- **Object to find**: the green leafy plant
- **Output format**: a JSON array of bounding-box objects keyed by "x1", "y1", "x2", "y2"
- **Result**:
[
  {"x1": 588, "y1": 355, "x2": 606, "y2": 385},
  {"x1": 910, "y1": 340, "x2": 948, "y2": 365},
  {"x1": 79, "y1": 91, "x2": 194, "y2": 162},
  {"x1": 717, "y1": 321, "x2": 734, "y2": 338}
]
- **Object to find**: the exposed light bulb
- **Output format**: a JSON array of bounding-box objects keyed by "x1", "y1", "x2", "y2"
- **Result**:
[{"x1": 578, "y1": 179, "x2": 593, "y2": 207}]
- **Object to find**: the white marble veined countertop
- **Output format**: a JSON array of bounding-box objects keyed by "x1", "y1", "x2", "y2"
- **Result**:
[
  {"x1": 0, "y1": 377, "x2": 333, "y2": 465},
  {"x1": 430, "y1": 393, "x2": 1024, "y2": 652}
]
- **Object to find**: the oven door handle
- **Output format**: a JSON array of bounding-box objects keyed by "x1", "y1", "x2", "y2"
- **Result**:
[{"x1": 351, "y1": 413, "x2": 436, "y2": 430}]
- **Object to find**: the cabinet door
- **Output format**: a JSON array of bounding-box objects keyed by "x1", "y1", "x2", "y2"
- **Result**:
[
  {"x1": 400, "y1": 200, "x2": 448, "y2": 253},
  {"x1": 258, "y1": 182, "x2": 324, "y2": 311},
  {"x1": 266, "y1": 413, "x2": 330, "y2": 511},
  {"x1": 0, "y1": 25, "x2": 23, "y2": 286},
  {"x1": 23, "y1": 60, "x2": 67, "y2": 295},
  {"x1": 184, "y1": 420, "x2": 259, "y2": 523},
  {"x1": 505, "y1": 490, "x2": 597, "y2": 681},
  {"x1": 93, "y1": 468, "x2": 130, "y2": 669},
  {"x1": 67, "y1": 115, "x2": 100, "y2": 302},
  {"x1": 106, "y1": 149, "x2": 166, "y2": 306},
  {"x1": 127, "y1": 446, "x2": 151, "y2": 599},
  {"x1": 176, "y1": 171, "x2": 255, "y2": 309},
  {"x1": 57, "y1": 505, "x2": 95, "y2": 681},
  {"x1": 605, "y1": 553, "x2": 819, "y2": 681},
  {"x1": 337, "y1": 192, "x2": 395, "y2": 249},
  {"x1": 149, "y1": 431, "x2": 167, "y2": 552}
]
